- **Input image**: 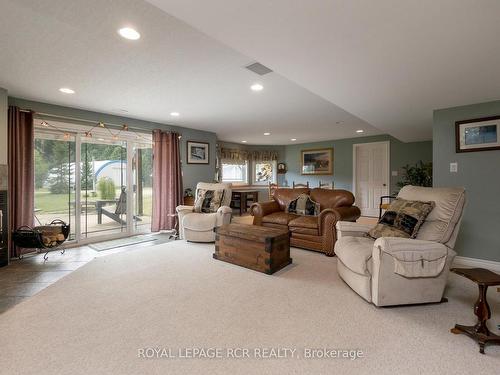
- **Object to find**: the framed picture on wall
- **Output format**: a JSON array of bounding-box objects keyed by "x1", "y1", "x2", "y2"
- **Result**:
[
  {"x1": 301, "y1": 148, "x2": 333, "y2": 175},
  {"x1": 187, "y1": 141, "x2": 210, "y2": 164},
  {"x1": 456, "y1": 116, "x2": 500, "y2": 153}
]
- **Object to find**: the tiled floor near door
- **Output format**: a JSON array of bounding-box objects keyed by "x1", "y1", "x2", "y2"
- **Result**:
[{"x1": 0, "y1": 233, "x2": 174, "y2": 314}]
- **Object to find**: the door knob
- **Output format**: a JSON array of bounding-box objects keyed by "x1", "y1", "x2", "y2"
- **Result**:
[{"x1": 383, "y1": 184, "x2": 387, "y2": 186}]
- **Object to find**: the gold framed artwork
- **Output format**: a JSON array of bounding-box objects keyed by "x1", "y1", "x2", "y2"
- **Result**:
[{"x1": 301, "y1": 148, "x2": 333, "y2": 175}]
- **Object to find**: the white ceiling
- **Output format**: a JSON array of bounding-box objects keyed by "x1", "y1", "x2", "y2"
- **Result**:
[
  {"x1": 0, "y1": 0, "x2": 381, "y2": 145},
  {"x1": 147, "y1": 0, "x2": 500, "y2": 142}
]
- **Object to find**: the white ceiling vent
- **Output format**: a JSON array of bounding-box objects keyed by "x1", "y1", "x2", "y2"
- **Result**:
[{"x1": 245, "y1": 62, "x2": 273, "y2": 75}]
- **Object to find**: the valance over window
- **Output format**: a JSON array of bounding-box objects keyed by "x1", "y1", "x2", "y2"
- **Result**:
[{"x1": 220, "y1": 148, "x2": 278, "y2": 163}]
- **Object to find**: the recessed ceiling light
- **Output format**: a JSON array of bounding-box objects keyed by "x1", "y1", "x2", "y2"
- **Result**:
[
  {"x1": 170, "y1": 112, "x2": 180, "y2": 117},
  {"x1": 241, "y1": 140, "x2": 247, "y2": 143},
  {"x1": 356, "y1": 129, "x2": 364, "y2": 133},
  {"x1": 263, "y1": 132, "x2": 271, "y2": 136},
  {"x1": 118, "y1": 27, "x2": 141, "y2": 40},
  {"x1": 291, "y1": 138, "x2": 297, "y2": 141},
  {"x1": 59, "y1": 87, "x2": 75, "y2": 94},
  {"x1": 251, "y1": 83, "x2": 264, "y2": 91}
]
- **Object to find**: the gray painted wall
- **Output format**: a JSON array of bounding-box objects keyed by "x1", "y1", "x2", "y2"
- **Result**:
[
  {"x1": 8, "y1": 97, "x2": 217, "y2": 191},
  {"x1": 0, "y1": 89, "x2": 7, "y2": 165},
  {"x1": 434, "y1": 101, "x2": 500, "y2": 262},
  {"x1": 283, "y1": 135, "x2": 432, "y2": 194}
]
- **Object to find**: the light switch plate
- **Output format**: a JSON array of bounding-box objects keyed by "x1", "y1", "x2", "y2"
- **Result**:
[
  {"x1": 450, "y1": 162, "x2": 458, "y2": 173},
  {"x1": 391, "y1": 170, "x2": 398, "y2": 177}
]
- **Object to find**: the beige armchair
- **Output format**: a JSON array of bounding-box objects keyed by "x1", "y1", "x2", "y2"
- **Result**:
[
  {"x1": 335, "y1": 185, "x2": 466, "y2": 306},
  {"x1": 176, "y1": 182, "x2": 232, "y2": 242}
]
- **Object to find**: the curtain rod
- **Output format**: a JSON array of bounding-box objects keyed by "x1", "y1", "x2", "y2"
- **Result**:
[{"x1": 18, "y1": 108, "x2": 181, "y2": 135}]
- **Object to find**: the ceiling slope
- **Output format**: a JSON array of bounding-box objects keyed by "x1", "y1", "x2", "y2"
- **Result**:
[
  {"x1": 0, "y1": 0, "x2": 382, "y2": 145},
  {"x1": 147, "y1": 0, "x2": 500, "y2": 142}
]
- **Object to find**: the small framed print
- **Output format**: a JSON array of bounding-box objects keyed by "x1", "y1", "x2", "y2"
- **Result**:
[
  {"x1": 456, "y1": 116, "x2": 500, "y2": 153},
  {"x1": 187, "y1": 141, "x2": 210, "y2": 164},
  {"x1": 277, "y1": 163, "x2": 287, "y2": 174}
]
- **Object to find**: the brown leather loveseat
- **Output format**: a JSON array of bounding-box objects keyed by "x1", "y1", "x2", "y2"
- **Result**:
[{"x1": 251, "y1": 188, "x2": 361, "y2": 256}]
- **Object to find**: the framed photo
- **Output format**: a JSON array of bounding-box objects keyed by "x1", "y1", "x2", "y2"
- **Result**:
[
  {"x1": 187, "y1": 141, "x2": 210, "y2": 164},
  {"x1": 277, "y1": 163, "x2": 287, "y2": 174},
  {"x1": 301, "y1": 148, "x2": 333, "y2": 175},
  {"x1": 456, "y1": 116, "x2": 500, "y2": 153},
  {"x1": 253, "y1": 161, "x2": 276, "y2": 184}
]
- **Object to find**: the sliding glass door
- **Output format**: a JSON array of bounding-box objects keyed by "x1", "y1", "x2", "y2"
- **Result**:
[
  {"x1": 132, "y1": 142, "x2": 153, "y2": 233},
  {"x1": 34, "y1": 119, "x2": 152, "y2": 244},
  {"x1": 80, "y1": 138, "x2": 128, "y2": 239},
  {"x1": 34, "y1": 132, "x2": 77, "y2": 240}
]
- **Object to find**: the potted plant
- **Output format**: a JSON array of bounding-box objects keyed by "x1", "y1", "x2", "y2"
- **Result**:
[{"x1": 395, "y1": 160, "x2": 432, "y2": 193}]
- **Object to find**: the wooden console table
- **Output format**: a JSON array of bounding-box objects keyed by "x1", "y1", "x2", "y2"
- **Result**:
[
  {"x1": 450, "y1": 267, "x2": 500, "y2": 354},
  {"x1": 231, "y1": 189, "x2": 259, "y2": 215}
]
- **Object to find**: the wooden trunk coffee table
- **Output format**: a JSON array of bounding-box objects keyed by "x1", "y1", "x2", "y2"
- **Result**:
[
  {"x1": 214, "y1": 224, "x2": 291, "y2": 275},
  {"x1": 450, "y1": 267, "x2": 500, "y2": 354}
]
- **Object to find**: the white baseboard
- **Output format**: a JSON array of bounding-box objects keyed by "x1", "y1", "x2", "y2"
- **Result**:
[{"x1": 453, "y1": 256, "x2": 500, "y2": 272}]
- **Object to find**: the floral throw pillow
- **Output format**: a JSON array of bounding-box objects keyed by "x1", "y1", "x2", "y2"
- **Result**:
[
  {"x1": 286, "y1": 194, "x2": 320, "y2": 216},
  {"x1": 193, "y1": 189, "x2": 225, "y2": 213},
  {"x1": 368, "y1": 198, "x2": 435, "y2": 239}
]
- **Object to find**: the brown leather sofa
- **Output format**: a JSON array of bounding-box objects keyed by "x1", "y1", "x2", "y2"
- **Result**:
[{"x1": 250, "y1": 188, "x2": 361, "y2": 256}]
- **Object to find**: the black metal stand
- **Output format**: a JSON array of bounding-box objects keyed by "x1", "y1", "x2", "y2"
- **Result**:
[{"x1": 43, "y1": 246, "x2": 66, "y2": 261}]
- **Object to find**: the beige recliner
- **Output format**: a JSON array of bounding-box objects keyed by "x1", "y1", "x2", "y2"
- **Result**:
[
  {"x1": 335, "y1": 185, "x2": 466, "y2": 307},
  {"x1": 176, "y1": 182, "x2": 232, "y2": 242}
]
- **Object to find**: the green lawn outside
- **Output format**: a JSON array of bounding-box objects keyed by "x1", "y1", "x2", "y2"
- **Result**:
[
  {"x1": 35, "y1": 190, "x2": 75, "y2": 214},
  {"x1": 35, "y1": 188, "x2": 152, "y2": 216}
]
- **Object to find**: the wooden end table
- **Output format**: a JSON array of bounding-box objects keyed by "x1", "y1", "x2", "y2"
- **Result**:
[{"x1": 450, "y1": 267, "x2": 500, "y2": 354}]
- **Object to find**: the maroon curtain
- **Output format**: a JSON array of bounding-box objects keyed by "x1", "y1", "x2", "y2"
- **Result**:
[
  {"x1": 8, "y1": 107, "x2": 34, "y2": 258},
  {"x1": 151, "y1": 130, "x2": 183, "y2": 231}
]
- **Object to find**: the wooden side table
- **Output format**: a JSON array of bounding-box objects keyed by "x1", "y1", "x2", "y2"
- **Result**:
[{"x1": 450, "y1": 267, "x2": 500, "y2": 354}]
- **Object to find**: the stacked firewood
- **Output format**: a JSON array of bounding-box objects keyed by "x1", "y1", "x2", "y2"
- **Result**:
[{"x1": 39, "y1": 226, "x2": 66, "y2": 248}]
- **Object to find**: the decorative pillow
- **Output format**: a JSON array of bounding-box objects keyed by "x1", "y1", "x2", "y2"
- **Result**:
[
  {"x1": 368, "y1": 198, "x2": 435, "y2": 239},
  {"x1": 286, "y1": 194, "x2": 320, "y2": 216},
  {"x1": 193, "y1": 189, "x2": 225, "y2": 213}
]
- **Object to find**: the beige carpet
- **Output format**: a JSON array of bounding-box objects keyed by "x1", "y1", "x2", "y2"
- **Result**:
[{"x1": 1, "y1": 241, "x2": 499, "y2": 374}]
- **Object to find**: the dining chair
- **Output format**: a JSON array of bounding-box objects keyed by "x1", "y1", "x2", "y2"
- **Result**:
[
  {"x1": 293, "y1": 181, "x2": 309, "y2": 188},
  {"x1": 319, "y1": 181, "x2": 334, "y2": 189}
]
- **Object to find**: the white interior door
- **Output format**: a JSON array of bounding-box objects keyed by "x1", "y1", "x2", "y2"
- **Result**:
[{"x1": 354, "y1": 142, "x2": 390, "y2": 217}]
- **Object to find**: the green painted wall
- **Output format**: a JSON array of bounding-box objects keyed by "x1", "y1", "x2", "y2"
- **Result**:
[
  {"x1": 283, "y1": 135, "x2": 432, "y2": 194},
  {"x1": 8, "y1": 97, "x2": 217, "y2": 191},
  {"x1": 434, "y1": 100, "x2": 500, "y2": 262}
]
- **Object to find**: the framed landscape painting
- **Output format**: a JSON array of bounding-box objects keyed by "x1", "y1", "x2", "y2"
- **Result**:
[
  {"x1": 456, "y1": 116, "x2": 500, "y2": 153},
  {"x1": 301, "y1": 148, "x2": 333, "y2": 175},
  {"x1": 187, "y1": 141, "x2": 210, "y2": 164}
]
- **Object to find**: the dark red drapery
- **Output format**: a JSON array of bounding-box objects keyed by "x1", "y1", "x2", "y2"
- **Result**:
[
  {"x1": 8, "y1": 107, "x2": 34, "y2": 258},
  {"x1": 151, "y1": 130, "x2": 183, "y2": 231}
]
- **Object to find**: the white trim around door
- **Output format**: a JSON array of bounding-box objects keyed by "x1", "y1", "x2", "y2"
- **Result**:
[{"x1": 352, "y1": 141, "x2": 390, "y2": 217}]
